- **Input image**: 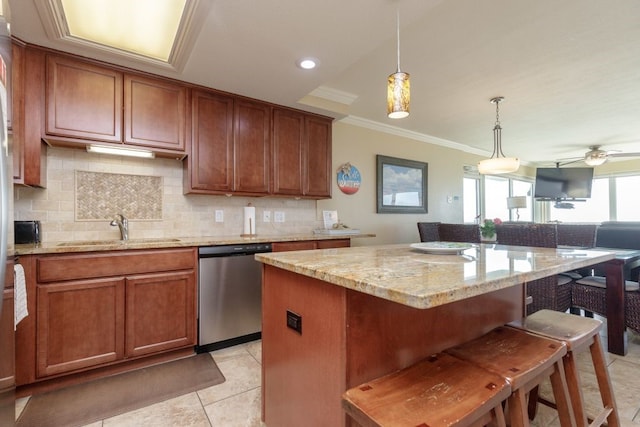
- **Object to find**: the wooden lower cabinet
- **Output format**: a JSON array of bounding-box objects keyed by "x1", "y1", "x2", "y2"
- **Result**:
[
  {"x1": 125, "y1": 271, "x2": 195, "y2": 358},
  {"x1": 17, "y1": 248, "x2": 198, "y2": 385},
  {"x1": 0, "y1": 288, "x2": 14, "y2": 390},
  {"x1": 36, "y1": 278, "x2": 125, "y2": 377}
]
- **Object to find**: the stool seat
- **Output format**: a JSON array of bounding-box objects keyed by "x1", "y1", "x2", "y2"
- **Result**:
[
  {"x1": 514, "y1": 309, "x2": 619, "y2": 427},
  {"x1": 342, "y1": 352, "x2": 511, "y2": 427},
  {"x1": 446, "y1": 326, "x2": 576, "y2": 427}
]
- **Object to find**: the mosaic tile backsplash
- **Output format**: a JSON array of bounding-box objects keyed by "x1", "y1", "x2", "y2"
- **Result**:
[
  {"x1": 76, "y1": 171, "x2": 163, "y2": 221},
  {"x1": 14, "y1": 147, "x2": 322, "y2": 243}
]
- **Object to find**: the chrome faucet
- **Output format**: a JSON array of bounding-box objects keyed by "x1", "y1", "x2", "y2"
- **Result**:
[{"x1": 110, "y1": 214, "x2": 129, "y2": 241}]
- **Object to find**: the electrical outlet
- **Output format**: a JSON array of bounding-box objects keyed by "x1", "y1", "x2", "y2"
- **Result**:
[
  {"x1": 274, "y1": 211, "x2": 285, "y2": 223},
  {"x1": 263, "y1": 210, "x2": 271, "y2": 222},
  {"x1": 215, "y1": 210, "x2": 224, "y2": 222}
]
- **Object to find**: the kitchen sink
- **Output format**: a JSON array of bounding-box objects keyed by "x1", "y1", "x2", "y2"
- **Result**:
[{"x1": 57, "y1": 238, "x2": 181, "y2": 246}]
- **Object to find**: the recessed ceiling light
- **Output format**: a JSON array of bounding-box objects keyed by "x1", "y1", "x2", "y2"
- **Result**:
[{"x1": 297, "y1": 58, "x2": 318, "y2": 70}]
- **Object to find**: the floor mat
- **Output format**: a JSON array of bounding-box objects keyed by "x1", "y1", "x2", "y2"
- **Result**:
[{"x1": 16, "y1": 353, "x2": 225, "y2": 427}]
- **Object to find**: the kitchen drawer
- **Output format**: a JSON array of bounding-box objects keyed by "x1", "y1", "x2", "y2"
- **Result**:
[{"x1": 36, "y1": 248, "x2": 197, "y2": 283}]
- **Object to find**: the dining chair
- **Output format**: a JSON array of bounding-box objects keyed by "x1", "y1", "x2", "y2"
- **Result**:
[
  {"x1": 438, "y1": 223, "x2": 481, "y2": 243},
  {"x1": 495, "y1": 223, "x2": 570, "y2": 314},
  {"x1": 416, "y1": 222, "x2": 440, "y2": 242},
  {"x1": 571, "y1": 276, "x2": 640, "y2": 334},
  {"x1": 556, "y1": 223, "x2": 598, "y2": 248}
]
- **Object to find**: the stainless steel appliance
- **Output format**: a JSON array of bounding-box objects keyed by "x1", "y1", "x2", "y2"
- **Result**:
[
  {"x1": 0, "y1": 21, "x2": 14, "y2": 426},
  {"x1": 197, "y1": 243, "x2": 272, "y2": 352}
]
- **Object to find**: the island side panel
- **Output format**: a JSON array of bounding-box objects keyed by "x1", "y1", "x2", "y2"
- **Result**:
[
  {"x1": 262, "y1": 265, "x2": 347, "y2": 427},
  {"x1": 344, "y1": 284, "x2": 525, "y2": 389}
]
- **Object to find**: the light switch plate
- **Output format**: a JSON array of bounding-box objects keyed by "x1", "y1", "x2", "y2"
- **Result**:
[
  {"x1": 215, "y1": 210, "x2": 224, "y2": 222},
  {"x1": 263, "y1": 211, "x2": 271, "y2": 222}
]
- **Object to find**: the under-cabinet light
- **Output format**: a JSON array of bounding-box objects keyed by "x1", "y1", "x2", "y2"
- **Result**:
[{"x1": 86, "y1": 144, "x2": 155, "y2": 159}]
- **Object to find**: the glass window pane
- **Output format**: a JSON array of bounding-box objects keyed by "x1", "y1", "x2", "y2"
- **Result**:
[
  {"x1": 616, "y1": 176, "x2": 640, "y2": 221},
  {"x1": 512, "y1": 179, "x2": 533, "y2": 222},
  {"x1": 463, "y1": 177, "x2": 478, "y2": 223},
  {"x1": 484, "y1": 176, "x2": 509, "y2": 221},
  {"x1": 550, "y1": 178, "x2": 609, "y2": 222}
]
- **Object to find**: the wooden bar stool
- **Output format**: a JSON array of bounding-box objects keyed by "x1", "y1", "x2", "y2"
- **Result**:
[
  {"x1": 512, "y1": 309, "x2": 619, "y2": 427},
  {"x1": 342, "y1": 352, "x2": 511, "y2": 427},
  {"x1": 446, "y1": 326, "x2": 576, "y2": 427}
]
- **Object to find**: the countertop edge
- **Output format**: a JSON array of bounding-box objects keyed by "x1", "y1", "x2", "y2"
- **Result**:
[
  {"x1": 256, "y1": 245, "x2": 617, "y2": 309},
  {"x1": 15, "y1": 233, "x2": 376, "y2": 255}
]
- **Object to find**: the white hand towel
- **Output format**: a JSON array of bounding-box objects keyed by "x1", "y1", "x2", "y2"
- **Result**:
[{"x1": 14, "y1": 263, "x2": 28, "y2": 330}]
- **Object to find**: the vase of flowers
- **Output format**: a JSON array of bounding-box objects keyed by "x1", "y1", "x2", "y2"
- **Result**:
[{"x1": 480, "y1": 218, "x2": 502, "y2": 241}]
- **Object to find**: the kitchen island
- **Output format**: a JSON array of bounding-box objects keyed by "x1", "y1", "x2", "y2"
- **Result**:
[{"x1": 255, "y1": 243, "x2": 616, "y2": 427}]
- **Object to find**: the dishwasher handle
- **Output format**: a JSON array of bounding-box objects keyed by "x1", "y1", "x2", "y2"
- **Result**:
[{"x1": 198, "y1": 243, "x2": 272, "y2": 258}]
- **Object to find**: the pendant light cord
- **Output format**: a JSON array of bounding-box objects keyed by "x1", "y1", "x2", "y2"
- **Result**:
[{"x1": 396, "y1": 10, "x2": 401, "y2": 73}]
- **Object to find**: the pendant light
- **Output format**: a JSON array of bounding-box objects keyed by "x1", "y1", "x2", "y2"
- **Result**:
[
  {"x1": 478, "y1": 97, "x2": 519, "y2": 174},
  {"x1": 387, "y1": 10, "x2": 410, "y2": 119}
]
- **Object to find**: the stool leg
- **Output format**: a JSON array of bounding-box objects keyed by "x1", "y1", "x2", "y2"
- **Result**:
[
  {"x1": 590, "y1": 334, "x2": 620, "y2": 427},
  {"x1": 507, "y1": 388, "x2": 529, "y2": 427},
  {"x1": 493, "y1": 404, "x2": 507, "y2": 427},
  {"x1": 527, "y1": 386, "x2": 539, "y2": 420},
  {"x1": 562, "y1": 351, "x2": 589, "y2": 427},
  {"x1": 549, "y1": 360, "x2": 577, "y2": 427}
]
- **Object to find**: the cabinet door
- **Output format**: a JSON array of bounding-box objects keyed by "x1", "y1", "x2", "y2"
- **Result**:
[
  {"x1": 124, "y1": 74, "x2": 186, "y2": 152},
  {"x1": 187, "y1": 90, "x2": 234, "y2": 193},
  {"x1": 272, "y1": 108, "x2": 304, "y2": 196},
  {"x1": 12, "y1": 44, "x2": 47, "y2": 187},
  {"x1": 304, "y1": 116, "x2": 332, "y2": 198},
  {"x1": 125, "y1": 270, "x2": 196, "y2": 358},
  {"x1": 234, "y1": 99, "x2": 271, "y2": 194},
  {"x1": 0, "y1": 289, "x2": 14, "y2": 390},
  {"x1": 45, "y1": 55, "x2": 123, "y2": 142},
  {"x1": 36, "y1": 278, "x2": 125, "y2": 378}
]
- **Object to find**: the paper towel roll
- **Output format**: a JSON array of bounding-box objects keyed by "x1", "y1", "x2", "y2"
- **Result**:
[{"x1": 243, "y1": 206, "x2": 256, "y2": 235}]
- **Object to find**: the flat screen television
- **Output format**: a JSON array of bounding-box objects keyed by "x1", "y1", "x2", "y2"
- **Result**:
[{"x1": 534, "y1": 167, "x2": 594, "y2": 200}]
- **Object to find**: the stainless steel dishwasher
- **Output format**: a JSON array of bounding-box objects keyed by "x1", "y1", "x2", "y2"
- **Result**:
[{"x1": 197, "y1": 243, "x2": 272, "y2": 352}]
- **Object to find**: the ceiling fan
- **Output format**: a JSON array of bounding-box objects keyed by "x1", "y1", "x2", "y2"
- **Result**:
[{"x1": 559, "y1": 145, "x2": 640, "y2": 166}]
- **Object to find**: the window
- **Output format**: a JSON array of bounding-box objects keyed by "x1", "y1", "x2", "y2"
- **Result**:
[
  {"x1": 511, "y1": 180, "x2": 533, "y2": 222},
  {"x1": 484, "y1": 176, "x2": 510, "y2": 221},
  {"x1": 615, "y1": 176, "x2": 640, "y2": 221},
  {"x1": 463, "y1": 177, "x2": 479, "y2": 223},
  {"x1": 549, "y1": 178, "x2": 609, "y2": 222}
]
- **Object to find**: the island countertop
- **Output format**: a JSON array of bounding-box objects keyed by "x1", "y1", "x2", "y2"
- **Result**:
[{"x1": 255, "y1": 243, "x2": 616, "y2": 309}]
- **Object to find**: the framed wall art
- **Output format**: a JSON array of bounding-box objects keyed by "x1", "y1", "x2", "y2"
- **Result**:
[{"x1": 376, "y1": 155, "x2": 428, "y2": 213}]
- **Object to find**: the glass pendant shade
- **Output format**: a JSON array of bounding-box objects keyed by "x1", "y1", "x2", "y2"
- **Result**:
[
  {"x1": 387, "y1": 71, "x2": 410, "y2": 119},
  {"x1": 584, "y1": 154, "x2": 607, "y2": 166},
  {"x1": 478, "y1": 157, "x2": 520, "y2": 174}
]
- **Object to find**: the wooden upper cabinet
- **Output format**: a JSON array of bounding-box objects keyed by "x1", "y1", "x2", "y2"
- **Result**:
[
  {"x1": 304, "y1": 115, "x2": 332, "y2": 198},
  {"x1": 46, "y1": 55, "x2": 123, "y2": 142},
  {"x1": 12, "y1": 42, "x2": 47, "y2": 187},
  {"x1": 186, "y1": 89, "x2": 234, "y2": 193},
  {"x1": 272, "y1": 108, "x2": 332, "y2": 198},
  {"x1": 44, "y1": 53, "x2": 186, "y2": 154},
  {"x1": 272, "y1": 108, "x2": 305, "y2": 196},
  {"x1": 124, "y1": 74, "x2": 187, "y2": 151},
  {"x1": 234, "y1": 99, "x2": 271, "y2": 194}
]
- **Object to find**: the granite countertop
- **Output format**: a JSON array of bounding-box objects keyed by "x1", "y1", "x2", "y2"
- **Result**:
[
  {"x1": 255, "y1": 243, "x2": 616, "y2": 309},
  {"x1": 15, "y1": 233, "x2": 374, "y2": 255}
]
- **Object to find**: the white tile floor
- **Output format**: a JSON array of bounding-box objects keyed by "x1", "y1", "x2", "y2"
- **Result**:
[{"x1": 15, "y1": 328, "x2": 640, "y2": 426}]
